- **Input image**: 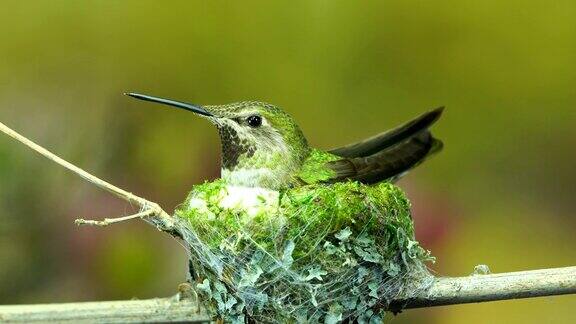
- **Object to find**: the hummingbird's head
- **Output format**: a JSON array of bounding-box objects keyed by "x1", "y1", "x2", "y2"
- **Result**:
[{"x1": 127, "y1": 93, "x2": 310, "y2": 189}]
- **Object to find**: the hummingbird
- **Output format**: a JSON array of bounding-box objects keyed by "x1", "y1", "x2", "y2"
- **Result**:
[{"x1": 126, "y1": 93, "x2": 443, "y2": 190}]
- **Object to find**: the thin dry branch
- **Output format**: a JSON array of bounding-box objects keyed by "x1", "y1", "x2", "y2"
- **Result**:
[
  {"x1": 0, "y1": 120, "x2": 175, "y2": 231},
  {"x1": 0, "y1": 266, "x2": 574, "y2": 322},
  {"x1": 1, "y1": 119, "x2": 575, "y2": 323}
]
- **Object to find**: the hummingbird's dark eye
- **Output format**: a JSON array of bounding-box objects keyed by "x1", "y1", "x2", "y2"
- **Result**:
[{"x1": 246, "y1": 115, "x2": 262, "y2": 128}]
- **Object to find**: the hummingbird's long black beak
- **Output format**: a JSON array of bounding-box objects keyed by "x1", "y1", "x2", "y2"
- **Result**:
[{"x1": 125, "y1": 92, "x2": 213, "y2": 117}]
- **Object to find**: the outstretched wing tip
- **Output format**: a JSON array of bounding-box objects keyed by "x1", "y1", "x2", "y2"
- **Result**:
[
  {"x1": 329, "y1": 106, "x2": 445, "y2": 158},
  {"x1": 426, "y1": 106, "x2": 445, "y2": 122},
  {"x1": 325, "y1": 106, "x2": 446, "y2": 184}
]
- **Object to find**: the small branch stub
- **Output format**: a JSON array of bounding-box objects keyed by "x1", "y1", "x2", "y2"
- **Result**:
[{"x1": 75, "y1": 208, "x2": 156, "y2": 226}]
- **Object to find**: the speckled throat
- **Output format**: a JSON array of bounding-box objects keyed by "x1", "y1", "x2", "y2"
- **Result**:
[
  {"x1": 218, "y1": 124, "x2": 256, "y2": 170},
  {"x1": 215, "y1": 118, "x2": 309, "y2": 189}
]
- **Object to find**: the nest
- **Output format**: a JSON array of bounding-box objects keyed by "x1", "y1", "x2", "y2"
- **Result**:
[{"x1": 174, "y1": 180, "x2": 434, "y2": 323}]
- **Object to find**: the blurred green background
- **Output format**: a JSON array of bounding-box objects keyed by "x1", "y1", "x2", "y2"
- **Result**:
[{"x1": 0, "y1": 1, "x2": 575, "y2": 323}]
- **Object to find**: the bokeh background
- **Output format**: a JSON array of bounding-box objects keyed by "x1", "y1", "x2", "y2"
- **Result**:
[{"x1": 0, "y1": 1, "x2": 575, "y2": 323}]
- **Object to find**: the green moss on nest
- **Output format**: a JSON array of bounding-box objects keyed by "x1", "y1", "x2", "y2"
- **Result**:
[{"x1": 175, "y1": 180, "x2": 433, "y2": 323}]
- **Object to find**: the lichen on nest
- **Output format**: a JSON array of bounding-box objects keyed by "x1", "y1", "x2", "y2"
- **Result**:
[{"x1": 174, "y1": 180, "x2": 434, "y2": 323}]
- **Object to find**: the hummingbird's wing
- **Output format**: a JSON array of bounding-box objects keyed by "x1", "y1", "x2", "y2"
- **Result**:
[
  {"x1": 326, "y1": 108, "x2": 443, "y2": 184},
  {"x1": 329, "y1": 107, "x2": 443, "y2": 158}
]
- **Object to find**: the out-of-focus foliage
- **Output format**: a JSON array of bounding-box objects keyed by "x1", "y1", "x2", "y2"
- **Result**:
[{"x1": 0, "y1": 1, "x2": 574, "y2": 323}]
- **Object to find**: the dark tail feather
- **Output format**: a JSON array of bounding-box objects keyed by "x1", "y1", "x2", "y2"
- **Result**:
[
  {"x1": 327, "y1": 131, "x2": 442, "y2": 184},
  {"x1": 329, "y1": 107, "x2": 444, "y2": 158}
]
